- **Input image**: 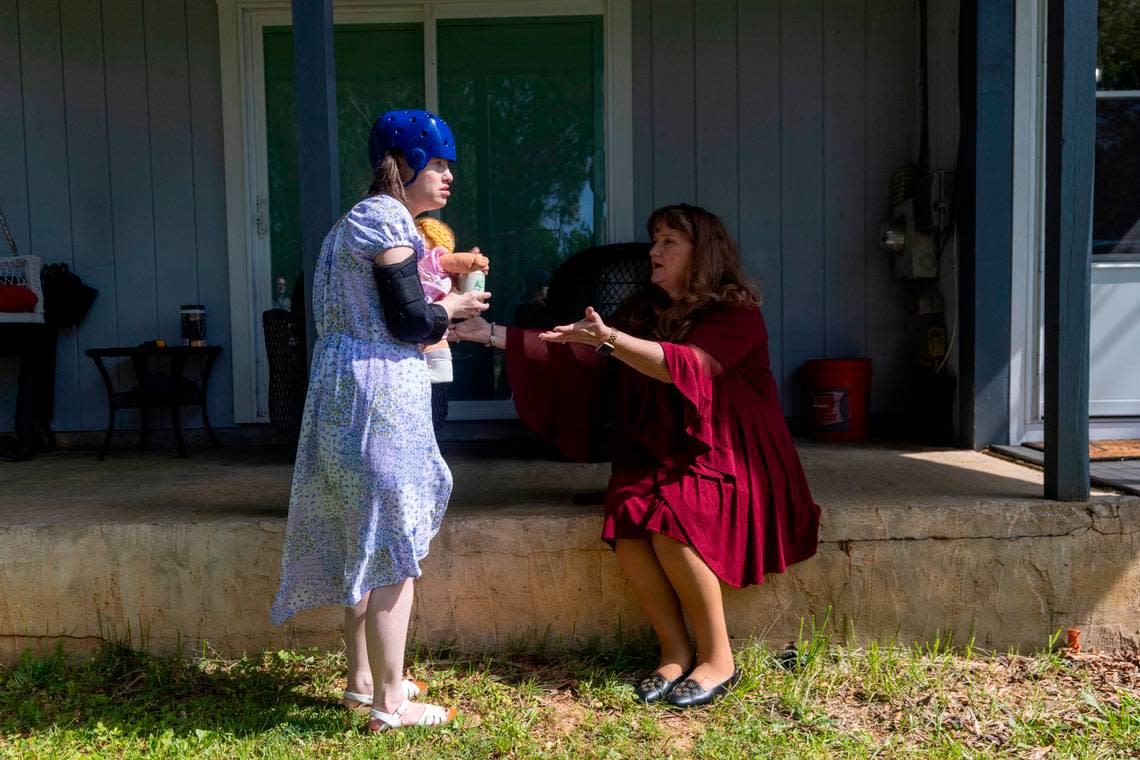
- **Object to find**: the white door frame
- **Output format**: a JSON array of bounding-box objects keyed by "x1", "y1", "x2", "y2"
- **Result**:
[
  {"x1": 217, "y1": 0, "x2": 633, "y2": 423},
  {"x1": 1008, "y1": 0, "x2": 1046, "y2": 445},
  {"x1": 1009, "y1": 0, "x2": 1140, "y2": 443}
]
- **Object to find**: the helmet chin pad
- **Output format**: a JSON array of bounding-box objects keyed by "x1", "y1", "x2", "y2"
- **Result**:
[{"x1": 369, "y1": 109, "x2": 457, "y2": 183}]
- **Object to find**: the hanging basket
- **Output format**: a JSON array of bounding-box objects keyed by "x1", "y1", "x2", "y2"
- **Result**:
[{"x1": 0, "y1": 255, "x2": 46, "y2": 324}]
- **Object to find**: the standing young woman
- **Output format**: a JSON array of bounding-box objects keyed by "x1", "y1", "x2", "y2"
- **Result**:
[
  {"x1": 270, "y1": 110, "x2": 489, "y2": 732},
  {"x1": 454, "y1": 204, "x2": 820, "y2": 708}
]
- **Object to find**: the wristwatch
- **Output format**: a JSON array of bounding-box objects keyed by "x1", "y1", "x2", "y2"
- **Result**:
[{"x1": 596, "y1": 329, "x2": 618, "y2": 356}]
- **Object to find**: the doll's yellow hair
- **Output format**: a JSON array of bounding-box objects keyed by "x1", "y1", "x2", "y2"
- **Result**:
[{"x1": 415, "y1": 217, "x2": 456, "y2": 253}]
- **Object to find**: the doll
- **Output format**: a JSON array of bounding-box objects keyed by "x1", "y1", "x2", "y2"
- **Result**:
[{"x1": 415, "y1": 216, "x2": 489, "y2": 383}]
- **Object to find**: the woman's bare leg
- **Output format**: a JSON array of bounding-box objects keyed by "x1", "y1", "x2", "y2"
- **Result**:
[
  {"x1": 649, "y1": 533, "x2": 735, "y2": 687},
  {"x1": 343, "y1": 594, "x2": 372, "y2": 704},
  {"x1": 615, "y1": 537, "x2": 693, "y2": 679},
  {"x1": 365, "y1": 579, "x2": 432, "y2": 725}
]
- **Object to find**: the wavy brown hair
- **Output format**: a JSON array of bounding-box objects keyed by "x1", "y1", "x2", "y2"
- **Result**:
[
  {"x1": 368, "y1": 149, "x2": 412, "y2": 205},
  {"x1": 615, "y1": 204, "x2": 761, "y2": 341}
]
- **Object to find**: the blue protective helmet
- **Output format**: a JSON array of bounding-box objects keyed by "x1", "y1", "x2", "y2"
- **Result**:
[{"x1": 368, "y1": 109, "x2": 457, "y2": 186}]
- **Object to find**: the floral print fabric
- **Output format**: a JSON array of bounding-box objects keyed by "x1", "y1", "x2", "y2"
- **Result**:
[{"x1": 270, "y1": 194, "x2": 453, "y2": 625}]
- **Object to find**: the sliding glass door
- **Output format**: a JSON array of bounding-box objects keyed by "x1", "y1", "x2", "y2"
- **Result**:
[
  {"x1": 1090, "y1": 0, "x2": 1140, "y2": 417},
  {"x1": 438, "y1": 16, "x2": 606, "y2": 402},
  {"x1": 263, "y1": 24, "x2": 425, "y2": 313},
  {"x1": 243, "y1": 5, "x2": 610, "y2": 421}
]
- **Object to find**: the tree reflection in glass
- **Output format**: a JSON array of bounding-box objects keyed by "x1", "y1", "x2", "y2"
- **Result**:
[
  {"x1": 1097, "y1": 0, "x2": 1140, "y2": 91},
  {"x1": 264, "y1": 25, "x2": 425, "y2": 303},
  {"x1": 439, "y1": 17, "x2": 605, "y2": 400}
]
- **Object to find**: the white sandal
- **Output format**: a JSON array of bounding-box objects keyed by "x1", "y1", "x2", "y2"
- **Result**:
[
  {"x1": 368, "y1": 699, "x2": 456, "y2": 732},
  {"x1": 343, "y1": 679, "x2": 425, "y2": 708}
]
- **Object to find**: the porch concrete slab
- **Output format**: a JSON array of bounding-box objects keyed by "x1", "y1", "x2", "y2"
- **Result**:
[
  {"x1": 0, "y1": 443, "x2": 613, "y2": 526},
  {"x1": 1, "y1": 442, "x2": 1138, "y2": 662},
  {"x1": 0, "y1": 441, "x2": 1106, "y2": 526}
]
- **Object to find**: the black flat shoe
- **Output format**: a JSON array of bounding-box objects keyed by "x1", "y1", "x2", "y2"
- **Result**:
[
  {"x1": 633, "y1": 670, "x2": 686, "y2": 704},
  {"x1": 664, "y1": 669, "x2": 740, "y2": 708}
]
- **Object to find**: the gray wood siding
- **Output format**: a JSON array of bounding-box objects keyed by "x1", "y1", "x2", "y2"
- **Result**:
[
  {"x1": 633, "y1": 0, "x2": 916, "y2": 416},
  {"x1": 0, "y1": 0, "x2": 231, "y2": 432}
]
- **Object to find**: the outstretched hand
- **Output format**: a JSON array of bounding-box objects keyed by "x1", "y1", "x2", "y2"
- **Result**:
[
  {"x1": 451, "y1": 315, "x2": 492, "y2": 344},
  {"x1": 538, "y1": 307, "x2": 608, "y2": 346}
]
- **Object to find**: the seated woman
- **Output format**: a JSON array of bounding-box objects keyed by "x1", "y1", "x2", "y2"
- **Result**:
[{"x1": 453, "y1": 203, "x2": 821, "y2": 708}]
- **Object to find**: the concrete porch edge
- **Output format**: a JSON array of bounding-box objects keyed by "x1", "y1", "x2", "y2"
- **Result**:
[{"x1": 1, "y1": 444, "x2": 1138, "y2": 662}]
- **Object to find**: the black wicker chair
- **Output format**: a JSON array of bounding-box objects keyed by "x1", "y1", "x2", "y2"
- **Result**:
[
  {"x1": 262, "y1": 308, "x2": 308, "y2": 433},
  {"x1": 430, "y1": 384, "x2": 448, "y2": 431},
  {"x1": 263, "y1": 306, "x2": 451, "y2": 433},
  {"x1": 545, "y1": 242, "x2": 652, "y2": 325},
  {"x1": 537, "y1": 242, "x2": 652, "y2": 466}
]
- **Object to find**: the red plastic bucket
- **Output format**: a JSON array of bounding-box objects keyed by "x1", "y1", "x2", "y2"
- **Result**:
[{"x1": 802, "y1": 358, "x2": 871, "y2": 442}]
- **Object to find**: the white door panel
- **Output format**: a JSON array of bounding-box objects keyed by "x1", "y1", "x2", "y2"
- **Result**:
[{"x1": 1090, "y1": 263, "x2": 1140, "y2": 417}]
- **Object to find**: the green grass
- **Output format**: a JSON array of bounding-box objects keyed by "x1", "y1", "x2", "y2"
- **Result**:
[{"x1": 2, "y1": 627, "x2": 1139, "y2": 759}]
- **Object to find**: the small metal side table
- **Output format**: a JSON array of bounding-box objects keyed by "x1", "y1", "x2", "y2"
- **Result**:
[{"x1": 85, "y1": 345, "x2": 222, "y2": 460}]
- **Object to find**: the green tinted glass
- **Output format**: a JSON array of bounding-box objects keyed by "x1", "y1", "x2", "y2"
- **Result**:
[
  {"x1": 1094, "y1": 98, "x2": 1140, "y2": 254},
  {"x1": 438, "y1": 16, "x2": 605, "y2": 400},
  {"x1": 1095, "y1": 1, "x2": 1140, "y2": 255},
  {"x1": 1097, "y1": 0, "x2": 1140, "y2": 91},
  {"x1": 263, "y1": 24, "x2": 424, "y2": 306}
]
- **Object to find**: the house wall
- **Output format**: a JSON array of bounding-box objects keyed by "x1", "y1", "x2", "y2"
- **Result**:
[
  {"x1": 2, "y1": 0, "x2": 925, "y2": 431},
  {"x1": 0, "y1": 0, "x2": 232, "y2": 433},
  {"x1": 631, "y1": 0, "x2": 919, "y2": 416}
]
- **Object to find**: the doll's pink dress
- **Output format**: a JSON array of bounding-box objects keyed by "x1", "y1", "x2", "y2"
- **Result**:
[{"x1": 419, "y1": 246, "x2": 453, "y2": 303}]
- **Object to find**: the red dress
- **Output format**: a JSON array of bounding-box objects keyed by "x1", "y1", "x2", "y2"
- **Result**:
[{"x1": 505, "y1": 306, "x2": 820, "y2": 587}]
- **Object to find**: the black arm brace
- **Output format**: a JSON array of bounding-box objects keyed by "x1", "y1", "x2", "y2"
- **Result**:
[{"x1": 372, "y1": 253, "x2": 449, "y2": 344}]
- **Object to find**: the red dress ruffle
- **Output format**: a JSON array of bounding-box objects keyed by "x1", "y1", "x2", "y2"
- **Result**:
[{"x1": 504, "y1": 306, "x2": 820, "y2": 587}]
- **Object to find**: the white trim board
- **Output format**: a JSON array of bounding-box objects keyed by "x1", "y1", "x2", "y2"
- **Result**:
[
  {"x1": 217, "y1": 0, "x2": 634, "y2": 423},
  {"x1": 1009, "y1": 0, "x2": 1046, "y2": 446}
]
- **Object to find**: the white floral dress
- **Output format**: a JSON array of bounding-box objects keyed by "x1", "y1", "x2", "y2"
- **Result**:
[{"x1": 270, "y1": 194, "x2": 453, "y2": 625}]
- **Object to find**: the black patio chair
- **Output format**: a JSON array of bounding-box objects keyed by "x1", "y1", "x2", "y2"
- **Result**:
[
  {"x1": 431, "y1": 384, "x2": 448, "y2": 432},
  {"x1": 545, "y1": 242, "x2": 652, "y2": 326},
  {"x1": 536, "y1": 242, "x2": 652, "y2": 469},
  {"x1": 262, "y1": 307, "x2": 449, "y2": 433},
  {"x1": 262, "y1": 308, "x2": 308, "y2": 434}
]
